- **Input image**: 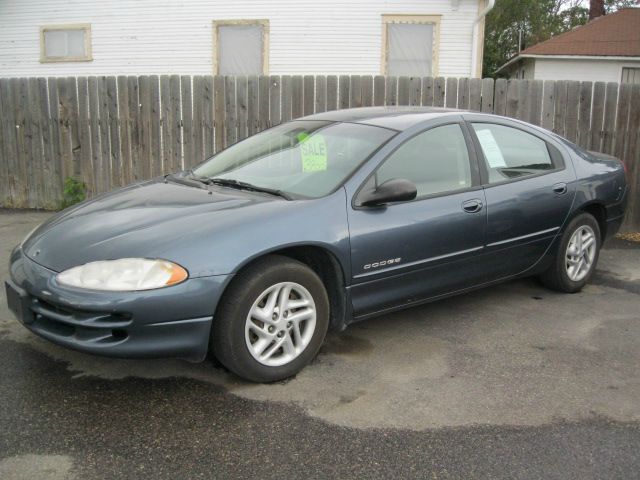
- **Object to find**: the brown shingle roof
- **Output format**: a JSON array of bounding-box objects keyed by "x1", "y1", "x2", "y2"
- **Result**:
[{"x1": 520, "y1": 7, "x2": 640, "y2": 57}]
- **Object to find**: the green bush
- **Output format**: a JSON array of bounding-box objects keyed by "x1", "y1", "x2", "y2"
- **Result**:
[{"x1": 59, "y1": 177, "x2": 87, "y2": 210}]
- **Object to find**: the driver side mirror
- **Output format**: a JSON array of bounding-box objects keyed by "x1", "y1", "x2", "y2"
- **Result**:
[{"x1": 358, "y1": 178, "x2": 417, "y2": 207}]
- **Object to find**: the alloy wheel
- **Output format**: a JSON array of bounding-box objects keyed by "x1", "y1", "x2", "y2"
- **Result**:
[
  {"x1": 565, "y1": 225, "x2": 597, "y2": 282},
  {"x1": 244, "y1": 282, "x2": 317, "y2": 367}
]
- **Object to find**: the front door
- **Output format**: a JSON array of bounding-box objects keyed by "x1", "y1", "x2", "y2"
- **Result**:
[{"x1": 347, "y1": 123, "x2": 487, "y2": 318}]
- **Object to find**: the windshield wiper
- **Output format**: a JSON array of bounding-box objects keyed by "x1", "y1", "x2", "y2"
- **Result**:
[{"x1": 209, "y1": 178, "x2": 292, "y2": 200}]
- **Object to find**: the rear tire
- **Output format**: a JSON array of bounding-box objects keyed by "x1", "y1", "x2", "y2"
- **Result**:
[
  {"x1": 539, "y1": 213, "x2": 601, "y2": 293},
  {"x1": 211, "y1": 255, "x2": 329, "y2": 382}
]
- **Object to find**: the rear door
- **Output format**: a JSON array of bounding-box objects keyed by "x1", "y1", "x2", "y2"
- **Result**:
[
  {"x1": 347, "y1": 122, "x2": 487, "y2": 318},
  {"x1": 466, "y1": 117, "x2": 576, "y2": 279}
]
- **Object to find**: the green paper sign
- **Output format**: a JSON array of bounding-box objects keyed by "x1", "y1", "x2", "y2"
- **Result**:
[{"x1": 298, "y1": 133, "x2": 328, "y2": 172}]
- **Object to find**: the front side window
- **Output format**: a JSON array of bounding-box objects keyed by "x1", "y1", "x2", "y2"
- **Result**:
[
  {"x1": 373, "y1": 124, "x2": 472, "y2": 198},
  {"x1": 471, "y1": 123, "x2": 555, "y2": 184},
  {"x1": 193, "y1": 120, "x2": 395, "y2": 199},
  {"x1": 213, "y1": 20, "x2": 269, "y2": 75},
  {"x1": 40, "y1": 24, "x2": 92, "y2": 62},
  {"x1": 382, "y1": 15, "x2": 440, "y2": 76}
]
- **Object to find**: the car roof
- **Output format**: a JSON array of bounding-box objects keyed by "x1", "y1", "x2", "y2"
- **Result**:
[{"x1": 300, "y1": 106, "x2": 468, "y2": 131}]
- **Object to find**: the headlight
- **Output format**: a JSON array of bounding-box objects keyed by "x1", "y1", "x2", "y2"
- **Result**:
[{"x1": 56, "y1": 258, "x2": 188, "y2": 291}]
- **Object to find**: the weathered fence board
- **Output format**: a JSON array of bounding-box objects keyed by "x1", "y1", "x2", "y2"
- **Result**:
[
  {"x1": 150, "y1": 75, "x2": 162, "y2": 176},
  {"x1": 469, "y1": 78, "x2": 481, "y2": 112},
  {"x1": 107, "y1": 76, "x2": 121, "y2": 185},
  {"x1": 26, "y1": 77, "x2": 42, "y2": 208},
  {"x1": 590, "y1": 82, "x2": 606, "y2": 152},
  {"x1": 362, "y1": 76, "x2": 374, "y2": 107},
  {"x1": 553, "y1": 80, "x2": 568, "y2": 138},
  {"x1": 315, "y1": 75, "x2": 327, "y2": 113},
  {"x1": 235, "y1": 75, "x2": 248, "y2": 142},
  {"x1": 339, "y1": 75, "x2": 350, "y2": 109},
  {"x1": 258, "y1": 75, "x2": 269, "y2": 133},
  {"x1": 280, "y1": 75, "x2": 292, "y2": 122},
  {"x1": 303, "y1": 75, "x2": 314, "y2": 116},
  {"x1": 373, "y1": 75, "x2": 385, "y2": 106},
  {"x1": 98, "y1": 77, "x2": 112, "y2": 191},
  {"x1": 213, "y1": 75, "x2": 225, "y2": 152},
  {"x1": 445, "y1": 77, "x2": 457, "y2": 108},
  {"x1": 247, "y1": 75, "x2": 259, "y2": 137},
  {"x1": 180, "y1": 75, "x2": 193, "y2": 167},
  {"x1": 139, "y1": 76, "x2": 152, "y2": 181},
  {"x1": 350, "y1": 75, "x2": 362, "y2": 108},
  {"x1": 541, "y1": 80, "x2": 555, "y2": 131},
  {"x1": 1, "y1": 75, "x2": 639, "y2": 230},
  {"x1": 291, "y1": 75, "x2": 303, "y2": 119},
  {"x1": 126, "y1": 76, "x2": 140, "y2": 185},
  {"x1": 397, "y1": 76, "x2": 409, "y2": 106},
  {"x1": 457, "y1": 77, "x2": 469, "y2": 110},
  {"x1": 224, "y1": 76, "x2": 237, "y2": 146},
  {"x1": 192, "y1": 76, "x2": 205, "y2": 167},
  {"x1": 625, "y1": 85, "x2": 640, "y2": 228},
  {"x1": 577, "y1": 81, "x2": 593, "y2": 149}
]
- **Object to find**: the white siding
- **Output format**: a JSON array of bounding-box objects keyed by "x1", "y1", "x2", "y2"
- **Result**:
[
  {"x1": 0, "y1": 0, "x2": 481, "y2": 77},
  {"x1": 507, "y1": 58, "x2": 535, "y2": 79},
  {"x1": 531, "y1": 58, "x2": 640, "y2": 83}
]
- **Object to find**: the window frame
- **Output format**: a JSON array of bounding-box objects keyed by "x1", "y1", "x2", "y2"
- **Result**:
[
  {"x1": 212, "y1": 19, "x2": 270, "y2": 75},
  {"x1": 621, "y1": 67, "x2": 640, "y2": 85},
  {"x1": 40, "y1": 23, "x2": 92, "y2": 63},
  {"x1": 466, "y1": 119, "x2": 567, "y2": 188},
  {"x1": 353, "y1": 121, "x2": 481, "y2": 209},
  {"x1": 381, "y1": 14, "x2": 441, "y2": 76}
]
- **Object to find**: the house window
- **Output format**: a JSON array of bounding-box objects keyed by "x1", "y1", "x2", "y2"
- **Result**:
[
  {"x1": 622, "y1": 67, "x2": 640, "y2": 85},
  {"x1": 213, "y1": 20, "x2": 269, "y2": 75},
  {"x1": 382, "y1": 15, "x2": 440, "y2": 76},
  {"x1": 40, "y1": 24, "x2": 92, "y2": 62}
]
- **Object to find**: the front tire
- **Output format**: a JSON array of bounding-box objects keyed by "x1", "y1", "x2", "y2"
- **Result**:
[
  {"x1": 539, "y1": 213, "x2": 601, "y2": 293},
  {"x1": 211, "y1": 255, "x2": 330, "y2": 382}
]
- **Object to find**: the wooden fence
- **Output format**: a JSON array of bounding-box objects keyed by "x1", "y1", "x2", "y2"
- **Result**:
[{"x1": 0, "y1": 75, "x2": 639, "y2": 229}]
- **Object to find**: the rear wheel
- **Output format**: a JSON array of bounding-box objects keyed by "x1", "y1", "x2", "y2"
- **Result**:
[
  {"x1": 211, "y1": 255, "x2": 329, "y2": 382},
  {"x1": 539, "y1": 213, "x2": 601, "y2": 293}
]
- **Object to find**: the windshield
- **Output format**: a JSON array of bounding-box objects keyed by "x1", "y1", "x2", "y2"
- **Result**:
[{"x1": 192, "y1": 120, "x2": 396, "y2": 199}]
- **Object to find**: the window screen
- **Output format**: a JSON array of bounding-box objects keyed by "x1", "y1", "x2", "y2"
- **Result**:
[
  {"x1": 375, "y1": 124, "x2": 471, "y2": 197},
  {"x1": 471, "y1": 124, "x2": 554, "y2": 183},
  {"x1": 386, "y1": 23, "x2": 433, "y2": 76},
  {"x1": 218, "y1": 24, "x2": 264, "y2": 75},
  {"x1": 622, "y1": 67, "x2": 640, "y2": 85},
  {"x1": 41, "y1": 26, "x2": 90, "y2": 61}
]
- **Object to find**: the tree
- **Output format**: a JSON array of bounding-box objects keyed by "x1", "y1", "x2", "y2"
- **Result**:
[{"x1": 482, "y1": 0, "x2": 637, "y2": 77}]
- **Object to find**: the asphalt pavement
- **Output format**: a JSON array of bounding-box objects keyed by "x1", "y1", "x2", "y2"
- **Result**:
[{"x1": 1, "y1": 210, "x2": 639, "y2": 479}]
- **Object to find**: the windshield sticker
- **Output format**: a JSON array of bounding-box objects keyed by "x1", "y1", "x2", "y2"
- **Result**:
[
  {"x1": 475, "y1": 129, "x2": 507, "y2": 168},
  {"x1": 298, "y1": 133, "x2": 328, "y2": 172}
]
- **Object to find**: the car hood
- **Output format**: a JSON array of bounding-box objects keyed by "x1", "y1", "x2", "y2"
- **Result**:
[{"x1": 22, "y1": 180, "x2": 285, "y2": 276}]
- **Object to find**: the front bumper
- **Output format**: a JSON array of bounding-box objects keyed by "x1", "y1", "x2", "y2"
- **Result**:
[{"x1": 7, "y1": 247, "x2": 231, "y2": 362}]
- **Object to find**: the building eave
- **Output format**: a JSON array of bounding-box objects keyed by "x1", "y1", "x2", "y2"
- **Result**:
[{"x1": 496, "y1": 53, "x2": 640, "y2": 74}]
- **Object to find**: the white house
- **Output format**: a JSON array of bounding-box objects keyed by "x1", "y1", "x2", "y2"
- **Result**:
[
  {"x1": 0, "y1": 0, "x2": 493, "y2": 78},
  {"x1": 497, "y1": 7, "x2": 640, "y2": 84}
]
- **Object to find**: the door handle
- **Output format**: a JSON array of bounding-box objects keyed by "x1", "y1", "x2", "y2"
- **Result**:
[
  {"x1": 553, "y1": 182, "x2": 567, "y2": 195},
  {"x1": 462, "y1": 199, "x2": 483, "y2": 213}
]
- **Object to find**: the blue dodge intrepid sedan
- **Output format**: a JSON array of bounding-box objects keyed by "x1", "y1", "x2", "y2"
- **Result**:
[{"x1": 6, "y1": 107, "x2": 628, "y2": 382}]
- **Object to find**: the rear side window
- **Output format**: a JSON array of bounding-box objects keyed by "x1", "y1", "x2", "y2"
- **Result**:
[
  {"x1": 471, "y1": 123, "x2": 555, "y2": 183},
  {"x1": 375, "y1": 124, "x2": 472, "y2": 198}
]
